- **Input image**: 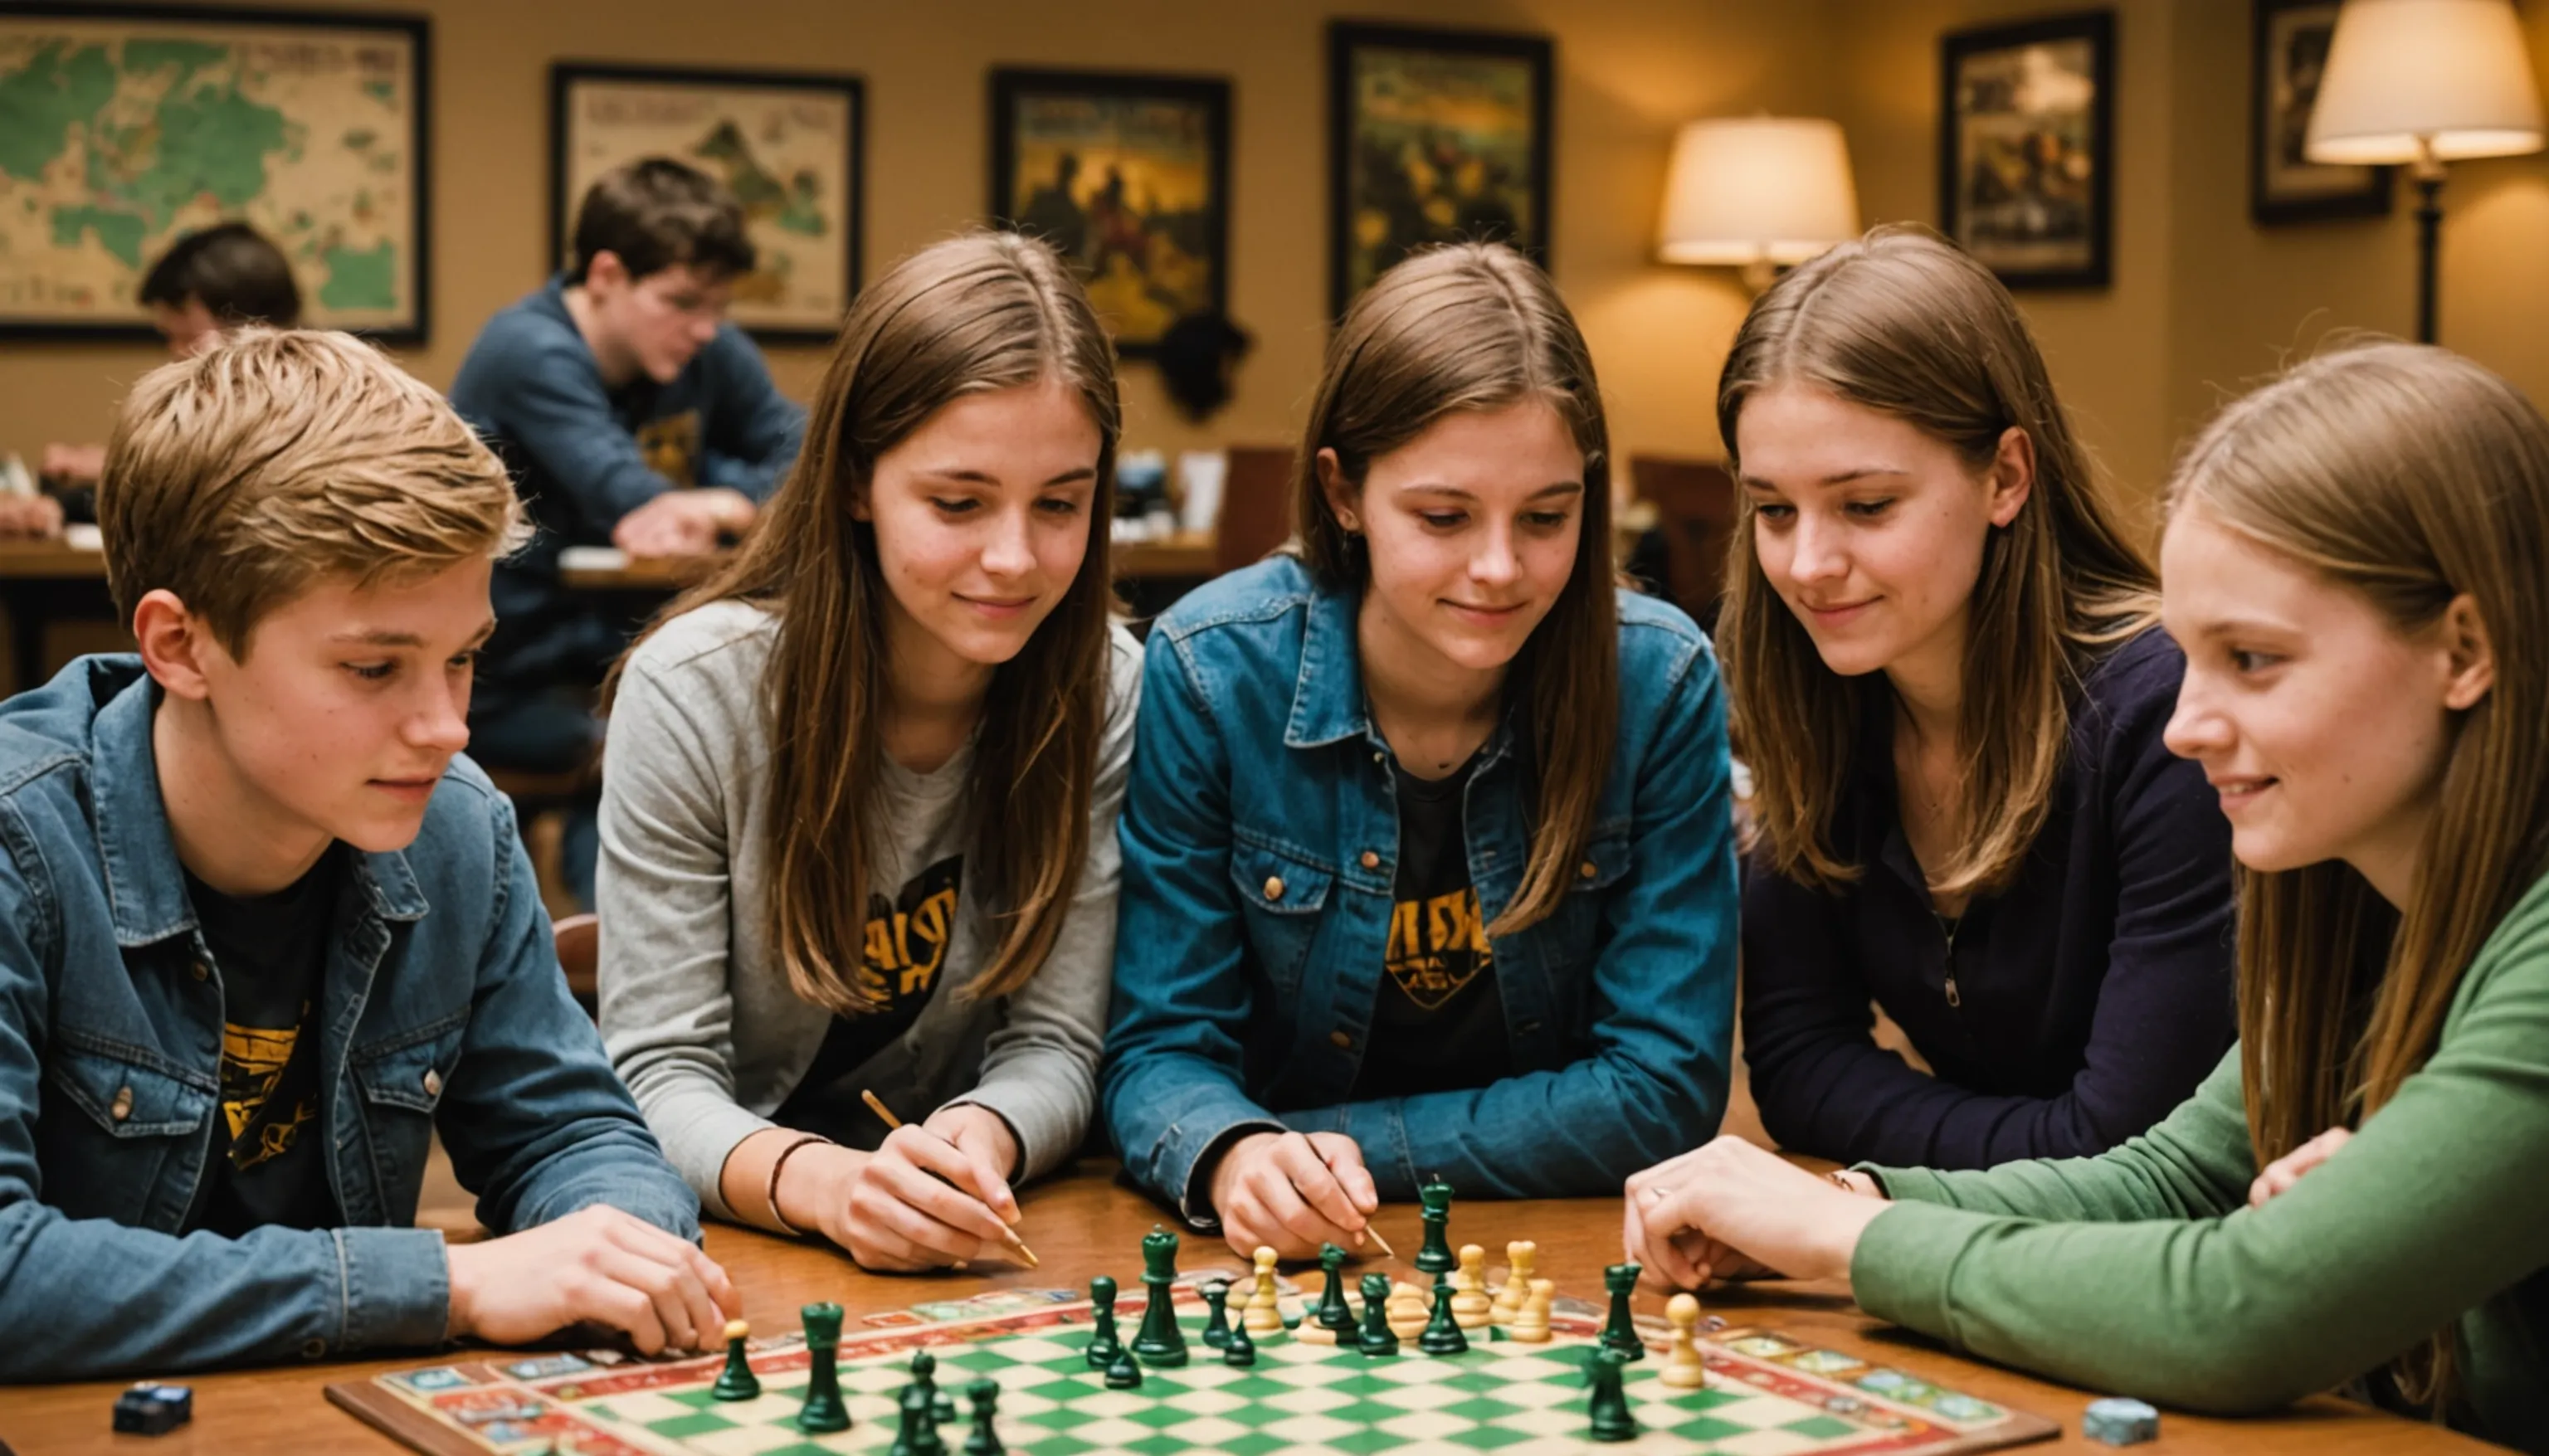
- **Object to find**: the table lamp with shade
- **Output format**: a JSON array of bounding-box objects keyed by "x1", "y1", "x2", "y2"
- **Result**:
[
  {"x1": 1656, "y1": 115, "x2": 1861, "y2": 291},
  {"x1": 2305, "y1": 0, "x2": 2543, "y2": 343}
]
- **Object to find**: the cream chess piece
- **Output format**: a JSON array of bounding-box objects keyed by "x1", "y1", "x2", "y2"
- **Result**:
[
  {"x1": 1660, "y1": 1293, "x2": 1708, "y2": 1389},
  {"x1": 1386, "y1": 1280, "x2": 1429, "y2": 1340},
  {"x1": 1451, "y1": 1245, "x2": 1493, "y2": 1329},
  {"x1": 1511, "y1": 1278, "x2": 1556, "y2": 1343},
  {"x1": 1244, "y1": 1246, "x2": 1285, "y2": 1337},
  {"x1": 1489, "y1": 1240, "x2": 1537, "y2": 1326}
]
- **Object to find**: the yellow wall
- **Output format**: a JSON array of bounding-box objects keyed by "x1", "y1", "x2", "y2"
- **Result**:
[{"x1": 0, "y1": 0, "x2": 1831, "y2": 481}]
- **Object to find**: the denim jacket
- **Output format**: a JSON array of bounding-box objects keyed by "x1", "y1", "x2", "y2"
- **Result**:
[
  {"x1": 0, "y1": 658, "x2": 698, "y2": 1381},
  {"x1": 1103, "y1": 558, "x2": 1739, "y2": 1221}
]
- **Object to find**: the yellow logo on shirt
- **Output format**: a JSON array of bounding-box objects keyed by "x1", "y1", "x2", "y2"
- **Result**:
[
  {"x1": 851, "y1": 857, "x2": 963, "y2": 1009},
  {"x1": 1383, "y1": 888, "x2": 1493, "y2": 1010},
  {"x1": 218, "y1": 1015, "x2": 317, "y2": 1170},
  {"x1": 635, "y1": 411, "x2": 700, "y2": 488}
]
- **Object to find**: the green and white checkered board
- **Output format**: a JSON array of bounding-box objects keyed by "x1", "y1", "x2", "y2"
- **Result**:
[{"x1": 568, "y1": 1315, "x2": 1891, "y2": 1456}]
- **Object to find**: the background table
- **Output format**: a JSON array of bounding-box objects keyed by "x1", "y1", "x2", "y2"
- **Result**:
[{"x1": 0, "y1": 1164, "x2": 2494, "y2": 1454}]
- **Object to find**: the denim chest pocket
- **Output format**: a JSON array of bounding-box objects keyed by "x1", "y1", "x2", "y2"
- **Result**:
[
  {"x1": 1542, "y1": 830, "x2": 1635, "y2": 981},
  {"x1": 349, "y1": 1020, "x2": 465, "y2": 1192},
  {"x1": 1230, "y1": 840, "x2": 1334, "y2": 996},
  {"x1": 41, "y1": 1047, "x2": 215, "y2": 1223}
]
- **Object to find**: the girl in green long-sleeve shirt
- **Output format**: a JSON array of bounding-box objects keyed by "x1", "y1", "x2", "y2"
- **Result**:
[{"x1": 1629, "y1": 341, "x2": 2549, "y2": 1452}]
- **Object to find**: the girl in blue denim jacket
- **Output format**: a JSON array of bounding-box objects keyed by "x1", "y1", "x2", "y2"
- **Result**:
[{"x1": 1103, "y1": 243, "x2": 1742, "y2": 1259}]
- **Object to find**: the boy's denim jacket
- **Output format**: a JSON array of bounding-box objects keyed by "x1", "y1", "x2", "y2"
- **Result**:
[
  {"x1": 0, "y1": 658, "x2": 698, "y2": 1380},
  {"x1": 1103, "y1": 558, "x2": 1740, "y2": 1221}
]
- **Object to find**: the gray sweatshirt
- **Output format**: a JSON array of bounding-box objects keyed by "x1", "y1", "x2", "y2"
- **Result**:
[{"x1": 596, "y1": 599, "x2": 1140, "y2": 1219}]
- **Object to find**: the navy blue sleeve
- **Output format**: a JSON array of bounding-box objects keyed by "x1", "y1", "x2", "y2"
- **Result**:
[
  {"x1": 695, "y1": 328, "x2": 805, "y2": 503},
  {"x1": 459, "y1": 315, "x2": 676, "y2": 528},
  {"x1": 1742, "y1": 646, "x2": 2237, "y2": 1168}
]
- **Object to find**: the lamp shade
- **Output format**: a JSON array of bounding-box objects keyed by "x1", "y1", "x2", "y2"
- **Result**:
[
  {"x1": 1656, "y1": 116, "x2": 1860, "y2": 265},
  {"x1": 2306, "y1": 0, "x2": 2544, "y2": 163}
]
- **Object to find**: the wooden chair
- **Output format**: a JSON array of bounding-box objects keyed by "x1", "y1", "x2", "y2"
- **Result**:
[
  {"x1": 1628, "y1": 455, "x2": 1738, "y2": 630},
  {"x1": 1214, "y1": 445, "x2": 1297, "y2": 574},
  {"x1": 553, "y1": 912, "x2": 598, "y2": 1015}
]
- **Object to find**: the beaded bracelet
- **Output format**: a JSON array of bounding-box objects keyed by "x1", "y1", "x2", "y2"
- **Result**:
[{"x1": 766, "y1": 1132, "x2": 835, "y2": 1238}]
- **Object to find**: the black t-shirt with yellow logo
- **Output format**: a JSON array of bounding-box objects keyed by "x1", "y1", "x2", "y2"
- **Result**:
[
  {"x1": 182, "y1": 849, "x2": 341, "y2": 1238},
  {"x1": 1352, "y1": 759, "x2": 1513, "y2": 1101},
  {"x1": 777, "y1": 855, "x2": 965, "y2": 1144}
]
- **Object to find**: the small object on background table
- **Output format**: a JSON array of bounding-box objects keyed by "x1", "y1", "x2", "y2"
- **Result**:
[
  {"x1": 1415, "y1": 1176, "x2": 1456, "y2": 1274},
  {"x1": 2084, "y1": 1396, "x2": 2161, "y2": 1446},
  {"x1": 1492, "y1": 1240, "x2": 1537, "y2": 1325},
  {"x1": 1357, "y1": 1272, "x2": 1401, "y2": 1357},
  {"x1": 1103, "y1": 1350, "x2": 1144, "y2": 1389},
  {"x1": 1586, "y1": 1348, "x2": 1639, "y2": 1443},
  {"x1": 1130, "y1": 1225, "x2": 1188, "y2": 1366},
  {"x1": 1600, "y1": 1262, "x2": 1646, "y2": 1361},
  {"x1": 1513, "y1": 1278, "x2": 1556, "y2": 1343},
  {"x1": 1452, "y1": 1244, "x2": 1493, "y2": 1328},
  {"x1": 710, "y1": 1317, "x2": 760, "y2": 1401},
  {"x1": 796, "y1": 1303, "x2": 851, "y2": 1434},
  {"x1": 1223, "y1": 1312, "x2": 1258, "y2": 1367},
  {"x1": 1199, "y1": 1279, "x2": 1233, "y2": 1349},
  {"x1": 1243, "y1": 1245, "x2": 1284, "y2": 1336},
  {"x1": 1419, "y1": 1273, "x2": 1470, "y2": 1355},
  {"x1": 1660, "y1": 1293, "x2": 1708, "y2": 1389},
  {"x1": 111, "y1": 1382, "x2": 192, "y2": 1436},
  {"x1": 1084, "y1": 1276, "x2": 1124, "y2": 1370},
  {"x1": 962, "y1": 1378, "x2": 1004, "y2": 1456},
  {"x1": 860, "y1": 1088, "x2": 1038, "y2": 1269}
]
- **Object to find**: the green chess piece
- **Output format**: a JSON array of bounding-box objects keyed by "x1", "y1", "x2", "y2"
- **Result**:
[
  {"x1": 911, "y1": 1350, "x2": 956, "y2": 1424},
  {"x1": 1414, "y1": 1177, "x2": 1456, "y2": 1275},
  {"x1": 796, "y1": 1302, "x2": 851, "y2": 1434},
  {"x1": 1104, "y1": 1349, "x2": 1144, "y2": 1389},
  {"x1": 1586, "y1": 1347, "x2": 1638, "y2": 1443},
  {"x1": 1129, "y1": 1226, "x2": 1188, "y2": 1366},
  {"x1": 710, "y1": 1317, "x2": 759, "y2": 1401},
  {"x1": 962, "y1": 1378, "x2": 1005, "y2": 1456},
  {"x1": 1356, "y1": 1273, "x2": 1399, "y2": 1358},
  {"x1": 890, "y1": 1379, "x2": 948, "y2": 1456},
  {"x1": 1418, "y1": 1273, "x2": 1469, "y2": 1356},
  {"x1": 1223, "y1": 1312, "x2": 1257, "y2": 1367},
  {"x1": 1084, "y1": 1275, "x2": 1124, "y2": 1370},
  {"x1": 1313, "y1": 1243, "x2": 1357, "y2": 1338},
  {"x1": 1600, "y1": 1263, "x2": 1646, "y2": 1361},
  {"x1": 1199, "y1": 1279, "x2": 1233, "y2": 1349}
]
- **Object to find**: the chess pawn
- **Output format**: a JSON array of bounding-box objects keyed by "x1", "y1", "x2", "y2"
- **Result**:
[
  {"x1": 1084, "y1": 1275, "x2": 1125, "y2": 1370},
  {"x1": 1386, "y1": 1280, "x2": 1429, "y2": 1340},
  {"x1": 1418, "y1": 1274, "x2": 1469, "y2": 1356},
  {"x1": 1104, "y1": 1350, "x2": 1143, "y2": 1389},
  {"x1": 1586, "y1": 1348, "x2": 1639, "y2": 1444},
  {"x1": 963, "y1": 1378, "x2": 1006, "y2": 1456},
  {"x1": 1244, "y1": 1244, "x2": 1286, "y2": 1337},
  {"x1": 1511, "y1": 1278, "x2": 1556, "y2": 1343},
  {"x1": 1224, "y1": 1312, "x2": 1258, "y2": 1368},
  {"x1": 1302, "y1": 1243, "x2": 1357, "y2": 1346},
  {"x1": 1201, "y1": 1280, "x2": 1233, "y2": 1350},
  {"x1": 1659, "y1": 1293, "x2": 1708, "y2": 1390},
  {"x1": 1451, "y1": 1246, "x2": 1493, "y2": 1329},
  {"x1": 711, "y1": 1317, "x2": 760, "y2": 1401},
  {"x1": 1490, "y1": 1239, "x2": 1538, "y2": 1325},
  {"x1": 1356, "y1": 1272, "x2": 1400, "y2": 1357}
]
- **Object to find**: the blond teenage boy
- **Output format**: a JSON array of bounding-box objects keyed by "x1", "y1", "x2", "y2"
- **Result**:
[{"x1": 0, "y1": 331, "x2": 734, "y2": 1381}]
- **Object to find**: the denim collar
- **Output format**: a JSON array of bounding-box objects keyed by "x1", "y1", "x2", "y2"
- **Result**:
[
  {"x1": 1280, "y1": 573, "x2": 1517, "y2": 771},
  {"x1": 86, "y1": 668, "x2": 430, "y2": 948}
]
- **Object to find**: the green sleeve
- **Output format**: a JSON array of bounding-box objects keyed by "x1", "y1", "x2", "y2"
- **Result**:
[
  {"x1": 1849, "y1": 905, "x2": 2549, "y2": 1414},
  {"x1": 1865, "y1": 1047, "x2": 2254, "y2": 1222}
]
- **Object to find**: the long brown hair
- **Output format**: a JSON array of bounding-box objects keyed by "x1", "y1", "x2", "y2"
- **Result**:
[
  {"x1": 2170, "y1": 342, "x2": 2549, "y2": 1404},
  {"x1": 610, "y1": 232, "x2": 1120, "y2": 1015},
  {"x1": 1717, "y1": 226, "x2": 2158, "y2": 898},
  {"x1": 1294, "y1": 242, "x2": 1614, "y2": 937}
]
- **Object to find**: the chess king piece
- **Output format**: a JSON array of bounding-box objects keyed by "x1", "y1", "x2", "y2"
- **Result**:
[
  {"x1": 1357, "y1": 1272, "x2": 1400, "y2": 1357},
  {"x1": 1513, "y1": 1278, "x2": 1556, "y2": 1343},
  {"x1": 1660, "y1": 1293, "x2": 1708, "y2": 1390},
  {"x1": 1451, "y1": 1246, "x2": 1494, "y2": 1329},
  {"x1": 1491, "y1": 1239, "x2": 1538, "y2": 1325},
  {"x1": 1224, "y1": 1312, "x2": 1258, "y2": 1367},
  {"x1": 1414, "y1": 1176, "x2": 1456, "y2": 1275},
  {"x1": 1131, "y1": 1225, "x2": 1189, "y2": 1366},
  {"x1": 797, "y1": 1303, "x2": 852, "y2": 1434},
  {"x1": 1200, "y1": 1279, "x2": 1234, "y2": 1349},
  {"x1": 711, "y1": 1317, "x2": 760, "y2": 1401},
  {"x1": 1418, "y1": 1273, "x2": 1469, "y2": 1355},
  {"x1": 1586, "y1": 1348, "x2": 1639, "y2": 1443},
  {"x1": 1601, "y1": 1262, "x2": 1646, "y2": 1361},
  {"x1": 1086, "y1": 1275, "x2": 1125, "y2": 1370},
  {"x1": 1244, "y1": 1244, "x2": 1284, "y2": 1336},
  {"x1": 963, "y1": 1379, "x2": 1005, "y2": 1456}
]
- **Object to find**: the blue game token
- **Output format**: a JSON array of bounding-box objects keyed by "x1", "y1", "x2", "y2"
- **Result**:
[{"x1": 2083, "y1": 1396, "x2": 2159, "y2": 1445}]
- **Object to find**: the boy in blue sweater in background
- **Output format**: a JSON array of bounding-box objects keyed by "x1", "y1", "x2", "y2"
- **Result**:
[{"x1": 451, "y1": 158, "x2": 805, "y2": 908}]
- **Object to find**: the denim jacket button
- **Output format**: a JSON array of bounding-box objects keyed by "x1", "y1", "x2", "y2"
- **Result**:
[
  {"x1": 1578, "y1": 859, "x2": 1598, "y2": 880},
  {"x1": 422, "y1": 1069, "x2": 443, "y2": 1098},
  {"x1": 301, "y1": 1337, "x2": 327, "y2": 1359},
  {"x1": 1329, "y1": 1030, "x2": 1352, "y2": 1049},
  {"x1": 110, "y1": 1086, "x2": 134, "y2": 1122},
  {"x1": 188, "y1": 958, "x2": 208, "y2": 981},
  {"x1": 1359, "y1": 850, "x2": 1379, "y2": 869},
  {"x1": 1262, "y1": 876, "x2": 1284, "y2": 902}
]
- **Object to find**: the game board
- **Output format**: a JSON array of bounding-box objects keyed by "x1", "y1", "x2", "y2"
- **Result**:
[{"x1": 329, "y1": 1280, "x2": 2054, "y2": 1456}]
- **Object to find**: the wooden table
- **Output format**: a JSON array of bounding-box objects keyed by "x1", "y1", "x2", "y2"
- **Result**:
[{"x1": 0, "y1": 1165, "x2": 2491, "y2": 1454}]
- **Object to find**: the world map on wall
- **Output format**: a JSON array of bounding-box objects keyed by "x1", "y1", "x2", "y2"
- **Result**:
[{"x1": 0, "y1": 14, "x2": 422, "y2": 334}]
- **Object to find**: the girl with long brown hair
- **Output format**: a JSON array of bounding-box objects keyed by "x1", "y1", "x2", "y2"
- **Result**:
[
  {"x1": 1684, "y1": 226, "x2": 2235, "y2": 1175},
  {"x1": 1103, "y1": 242, "x2": 1741, "y2": 1259},
  {"x1": 1629, "y1": 342, "x2": 2549, "y2": 1443},
  {"x1": 596, "y1": 232, "x2": 1140, "y2": 1271}
]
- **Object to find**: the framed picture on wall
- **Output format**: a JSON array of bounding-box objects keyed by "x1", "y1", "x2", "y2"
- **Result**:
[
  {"x1": 988, "y1": 68, "x2": 1231, "y2": 358},
  {"x1": 1328, "y1": 22, "x2": 1553, "y2": 317},
  {"x1": 1939, "y1": 10, "x2": 2114, "y2": 290},
  {"x1": 0, "y1": 2, "x2": 429, "y2": 340},
  {"x1": 2250, "y1": 0, "x2": 2392, "y2": 224},
  {"x1": 552, "y1": 62, "x2": 863, "y2": 342}
]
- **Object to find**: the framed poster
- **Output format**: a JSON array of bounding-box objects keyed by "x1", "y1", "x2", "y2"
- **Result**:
[
  {"x1": 1939, "y1": 10, "x2": 2114, "y2": 289},
  {"x1": 989, "y1": 67, "x2": 1230, "y2": 358},
  {"x1": 1328, "y1": 22, "x2": 1552, "y2": 317},
  {"x1": 2251, "y1": 0, "x2": 2391, "y2": 224},
  {"x1": 0, "y1": 2, "x2": 428, "y2": 340},
  {"x1": 552, "y1": 62, "x2": 863, "y2": 342}
]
